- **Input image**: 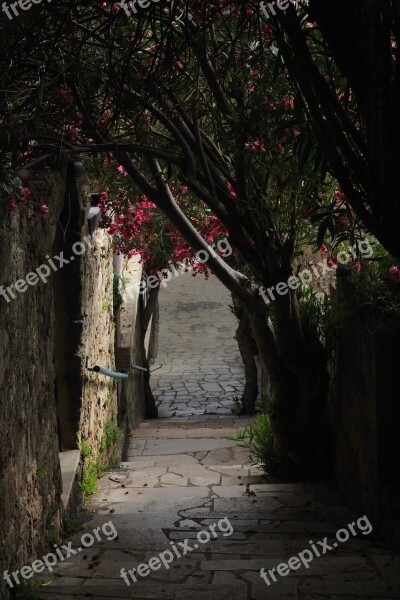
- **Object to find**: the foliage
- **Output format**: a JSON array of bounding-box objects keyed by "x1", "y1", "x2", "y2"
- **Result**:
[
  {"x1": 79, "y1": 462, "x2": 99, "y2": 502},
  {"x1": 100, "y1": 420, "x2": 120, "y2": 454},
  {"x1": 264, "y1": 0, "x2": 400, "y2": 259},
  {"x1": 298, "y1": 287, "x2": 335, "y2": 355},
  {"x1": 103, "y1": 394, "x2": 113, "y2": 408},
  {"x1": 229, "y1": 413, "x2": 284, "y2": 475},
  {"x1": 340, "y1": 249, "x2": 400, "y2": 321},
  {"x1": 80, "y1": 440, "x2": 92, "y2": 459},
  {"x1": 79, "y1": 421, "x2": 120, "y2": 502},
  {"x1": 0, "y1": 0, "x2": 385, "y2": 463}
]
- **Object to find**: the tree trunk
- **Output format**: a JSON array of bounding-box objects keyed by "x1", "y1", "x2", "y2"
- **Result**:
[
  {"x1": 235, "y1": 305, "x2": 258, "y2": 415},
  {"x1": 139, "y1": 287, "x2": 159, "y2": 419},
  {"x1": 247, "y1": 292, "x2": 330, "y2": 471}
]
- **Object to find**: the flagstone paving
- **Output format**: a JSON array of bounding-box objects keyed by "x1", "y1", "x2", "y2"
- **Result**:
[
  {"x1": 151, "y1": 271, "x2": 245, "y2": 418},
  {"x1": 35, "y1": 273, "x2": 400, "y2": 599}
]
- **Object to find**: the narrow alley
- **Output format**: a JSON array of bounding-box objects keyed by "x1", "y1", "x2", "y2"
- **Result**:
[{"x1": 34, "y1": 273, "x2": 400, "y2": 600}]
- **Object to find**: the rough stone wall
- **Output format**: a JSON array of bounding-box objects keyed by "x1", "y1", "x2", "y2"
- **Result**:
[
  {"x1": 332, "y1": 277, "x2": 400, "y2": 522},
  {"x1": 79, "y1": 226, "x2": 119, "y2": 466},
  {"x1": 0, "y1": 170, "x2": 65, "y2": 600},
  {"x1": 116, "y1": 256, "x2": 147, "y2": 432},
  {"x1": 53, "y1": 173, "x2": 122, "y2": 503},
  {"x1": 0, "y1": 165, "x2": 147, "y2": 598}
]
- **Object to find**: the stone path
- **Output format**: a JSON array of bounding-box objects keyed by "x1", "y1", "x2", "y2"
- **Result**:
[
  {"x1": 151, "y1": 271, "x2": 244, "y2": 418},
  {"x1": 35, "y1": 273, "x2": 400, "y2": 599}
]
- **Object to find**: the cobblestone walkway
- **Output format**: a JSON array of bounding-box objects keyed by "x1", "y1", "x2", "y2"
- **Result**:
[
  {"x1": 152, "y1": 271, "x2": 244, "y2": 418},
  {"x1": 36, "y1": 274, "x2": 400, "y2": 600}
]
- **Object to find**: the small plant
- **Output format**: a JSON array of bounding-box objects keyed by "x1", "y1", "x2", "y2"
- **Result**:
[
  {"x1": 102, "y1": 299, "x2": 110, "y2": 312},
  {"x1": 79, "y1": 462, "x2": 99, "y2": 501},
  {"x1": 229, "y1": 413, "x2": 282, "y2": 475},
  {"x1": 103, "y1": 393, "x2": 113, "y2": 408},
  {"x1": 100, "y1": 420, "x2": 120, "y2": 454},
  {"x1": 80, "y1": 440, "x2": 92, "y2": 459}
]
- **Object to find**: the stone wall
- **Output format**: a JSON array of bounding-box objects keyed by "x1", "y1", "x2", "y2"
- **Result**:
[
  {"x1": 115, "y1": 257, "x2": 159, "y2": 432},
  {"x1": 332, "y1": 277, "x2": 400, "y2": 525},
  {"x1": 0, "y1": 165, "x2": 146, "y2": 598},
  {"x1": 53, "y1": 170, "x2": 138, "y2": 508},
  {"x1": 0, "y1": 169, "x2": 65, "y2": 600}
]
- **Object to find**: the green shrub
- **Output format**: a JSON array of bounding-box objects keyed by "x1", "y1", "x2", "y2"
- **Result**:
[{"x1": 229, "y1": 413, "x2": 282, "y2": 475}]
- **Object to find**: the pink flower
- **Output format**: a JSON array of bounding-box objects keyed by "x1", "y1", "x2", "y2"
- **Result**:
[
  {"x1": 39, "y1": 204, "x2": 49, "y2": 215},
  {"x1": 117, "y1": 165, "x2": 128, "y2": 176},
  {"x1": 244, "y1": 139, "x2": 266, "y2": 154},
  {"x1": 354, "y1": 261, "x2": 361, "y2": 273},
  {"x1": 100, "y1": 192, "x2": 108, "y2": 201},
  {"x1": 389, "y1": 266, "x2": 400, "y2": 283},
  {"x1": 334, "y1": 189, "x2": 346, "y2": 203},
  {"x1": 327, "y1": 257, "x2": 337, "y2": 268},
  {"x1": 227, "y1": 182, "x2": 237, "y2": 199},
  {"x1": 65, "y1": 127, "x2": 77, "y2": 142},
  {"x1": 20, "y1": 187, "x2": 31, "y2": 197},
  {"x1": 320, "y1": 244, "x2": 328, "y2": 254}
]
